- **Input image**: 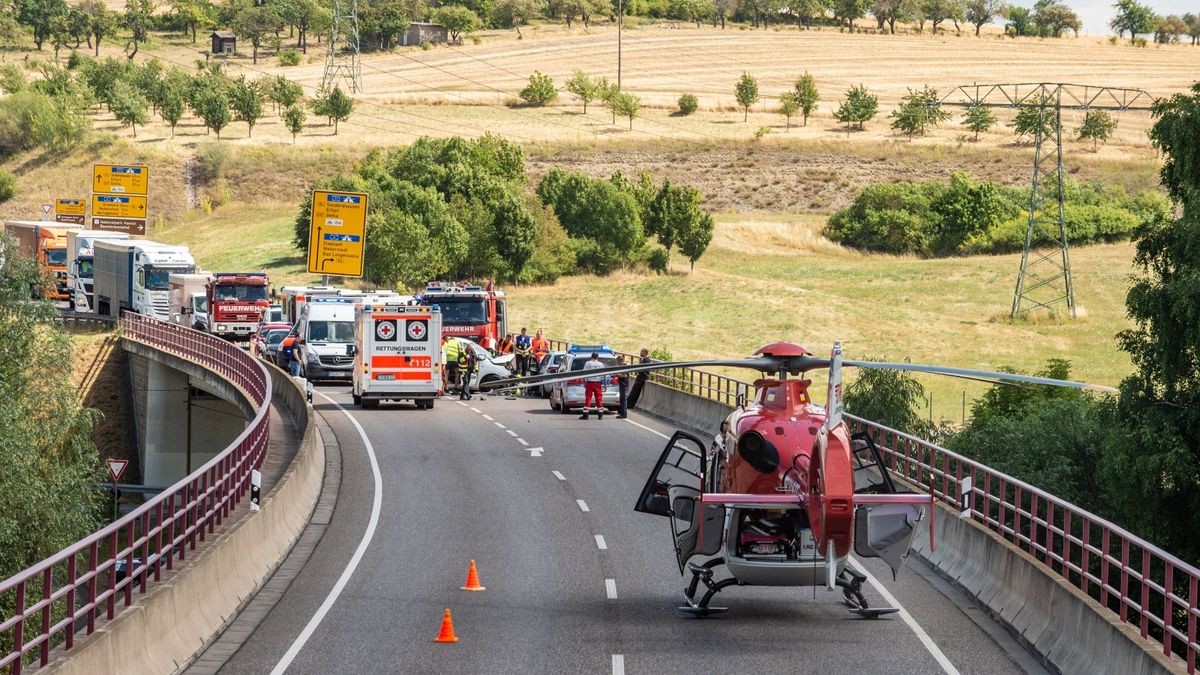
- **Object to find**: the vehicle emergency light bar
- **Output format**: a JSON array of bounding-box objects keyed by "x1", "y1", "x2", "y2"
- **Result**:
[
  {"x1": 312, "y1": 296, "x2": 359, "y2": 304},
  {"x1": 363, "y1": 304, "x2": 435, "y2": 312},
  {"x1": 424, "y1": 282, "x2": 484, "y2": 293},
  {"x1": 567, "y1": 344, "x2": 614, "y2": 354}
]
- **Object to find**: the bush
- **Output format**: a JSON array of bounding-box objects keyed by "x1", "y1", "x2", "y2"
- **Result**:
[
  {"x1": 0, "y1": 170, "x2": 15, "y2": 203},
  {"x1": 826, "y1": 173, "x2": 1160, "y2": 256},
  {"x1": 519, "y1": 71, "x2": 557, "y2": 106},
  {"x1": 677, "y1": 92, "x2": 698, "y2": 115},
  {"x1": 277, "y1": 49, "x2": 300, "y2": 66},
  {"x1": 646, "y1": 245, "x2": 670, "y2": 273},
  {"x1": 0, "y1": 89, "x2": 90, "y2": 156}
]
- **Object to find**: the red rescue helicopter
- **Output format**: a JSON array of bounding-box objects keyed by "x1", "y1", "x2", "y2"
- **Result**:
[{"x1": 485, "y1": 341, "x2": 1115, "y2": 617}]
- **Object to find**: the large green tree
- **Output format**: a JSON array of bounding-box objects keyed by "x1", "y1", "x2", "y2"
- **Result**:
[
  {"x1": 0, "y1": 236, "x2": 103, "y2": 593},
  {"x1": 232, "y1": 4, "x2": 282, "y2": 64},
  {"x1": 1105, "y1": 83, "x2": 1200, "y2": 562},
  {"x1": 17, "y1": 0, "x2": 68, "y2": 50},
  {"x1": 1110, "y1": 0, "x2": 1155, "y2": 41}
]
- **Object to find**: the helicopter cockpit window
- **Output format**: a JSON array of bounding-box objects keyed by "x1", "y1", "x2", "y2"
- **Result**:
[{"x1": 851, "y1": 434, "x2": 897, "y2": 495}]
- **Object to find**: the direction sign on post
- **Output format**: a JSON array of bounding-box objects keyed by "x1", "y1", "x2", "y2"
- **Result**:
[
  {"x1": 91, "y1": 193, "x2": 148, "y2": 219},
  {"x1": 55, "y1": 198, "x2": 86, "y2": 225},
  {"x1": 92, "y1": 217, "x2": 147, "y2": 235},
  {"x1": 93, "y1": 164, "x2": 149, "y2": 195},
  {"x1": 306, "y1": 190, "x2": 368, "y2": 277}
]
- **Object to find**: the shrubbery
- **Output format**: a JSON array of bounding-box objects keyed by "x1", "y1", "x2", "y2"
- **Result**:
[{"x1": 825, "y1": 171, "x2": 1170, "y2": 256}]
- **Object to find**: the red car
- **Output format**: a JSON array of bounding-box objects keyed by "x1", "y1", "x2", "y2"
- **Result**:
[{"x1": 252, "y1": 322, "x2": 293, "y2": 356}]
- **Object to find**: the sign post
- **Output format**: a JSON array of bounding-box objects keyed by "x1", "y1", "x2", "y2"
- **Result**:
[
  {"x1": 92, "y1": 164, "x2": 150, "y2": 234},
  {"x1": 306, "y1": 190, "x2": 368, "y2": 278},
  {"x1": 55, "y1": 198, "x2": 87, "y2": 225},
  {"x1": 106, "y1": 459, "x2": 129, "y2": 521}
]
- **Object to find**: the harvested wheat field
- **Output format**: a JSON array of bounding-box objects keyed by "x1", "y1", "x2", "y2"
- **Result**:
[{"x1": 86, "y1": 24, "x2": 1198, "y2": 153}]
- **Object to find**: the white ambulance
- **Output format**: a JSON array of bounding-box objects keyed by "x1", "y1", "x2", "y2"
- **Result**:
[{"x1": 352, "y1": 302, "x2": 442, "y2": 409}]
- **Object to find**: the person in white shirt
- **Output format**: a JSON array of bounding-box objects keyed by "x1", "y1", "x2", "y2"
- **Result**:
[{"x1": 580, "y1": 352, "x2": 606, "y2": 420}]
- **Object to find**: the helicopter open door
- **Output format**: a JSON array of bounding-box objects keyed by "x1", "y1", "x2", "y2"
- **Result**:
[
  {"x1": 634, "y1": 431, "x2": 724, "y2": 574},
  {"x1": 849, "y1": 432, "x2": 932, "y2": 579}
]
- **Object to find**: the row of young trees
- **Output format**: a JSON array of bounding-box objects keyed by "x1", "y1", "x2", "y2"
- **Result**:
[
  {"x1": 291, "y1": 135, "x2": 714, "y2": 287},
  {"x1": 842, "y1": 85, "x2": 1200, "y2": 566},
  {"x1": 1110, "y1": 0, "x2": 1200, "y2": 45},
  {"x1": 518, "y1": 70, "x2": 643, "y2": 129},
  {"x1": 0, "y1": 56, "x2": 354, "y2": 146}
]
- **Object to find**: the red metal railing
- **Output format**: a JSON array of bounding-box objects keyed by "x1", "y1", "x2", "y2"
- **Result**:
[
  {"x1": 0, "y1": 314, "x2": 271, "y2": 674},
  {"x1": 545, "y1": 337, "x2": 1195, "y2": 670},
  {"x1": 849, "y1": 415, "x2": 1197, "y2": 672}
]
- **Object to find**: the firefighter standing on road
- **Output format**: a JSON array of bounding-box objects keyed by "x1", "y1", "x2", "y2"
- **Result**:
[
  {"x1": 531, "y1": 329, "x2": 549, "y2": 363},
  {"x1": 514, "y1": 327, "x2": 532, "y2": 376},
  {"x1": 497, "y1": 332, "x2": 514, "y2": 355}
]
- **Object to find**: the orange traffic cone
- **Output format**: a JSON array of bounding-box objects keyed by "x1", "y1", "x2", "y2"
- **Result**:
[
  {"x1": 434, "y1": 608, "x2": 459, "y2": 643},
  {"x1": 461, "y1": 560, "x2": 486, "y2": 591}
]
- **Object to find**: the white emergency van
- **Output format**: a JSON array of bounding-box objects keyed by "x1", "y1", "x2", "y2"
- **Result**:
[{"x1": 352, "y1": 302, "x2": 442, "y2": 409}]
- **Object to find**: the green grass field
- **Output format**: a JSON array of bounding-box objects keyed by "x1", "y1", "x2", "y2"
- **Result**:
[{"x1": 158, "y1": 204, "x2": 1137, "y2": 422}]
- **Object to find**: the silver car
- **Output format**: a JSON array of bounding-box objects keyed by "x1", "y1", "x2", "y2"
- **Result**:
[{"x1": 549, "y1": 351, "x2": 621, "y2": 413}]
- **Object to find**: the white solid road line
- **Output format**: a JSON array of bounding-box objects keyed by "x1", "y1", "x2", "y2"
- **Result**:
[
  {"x1": 577, "y1": 499, "x2": 590, "y2": 512},
  {"x1": 271, "y1": 391, "x2": 383, "y2": 675},
  {"x1": 605, "y1": 579, "x2": 618, "y2": 599},
  {"x1": 612, "y1": 654, "x2": 625, "y2": 675},
  {"x1": 552, "y1": 470, "x2": 566, "y2": 481},
  {"x1": 624, "y1": 417, "x2": 670, "y2": 440},
  {"x1": 595, "y1": 535, "x2": 608, "y2": 550},
  {"x1": 622, "y1": 414, "x2": 959, "y2": 675},
  {"x1": 848, "y1": 558, "x2": 961, "y2": 675}
]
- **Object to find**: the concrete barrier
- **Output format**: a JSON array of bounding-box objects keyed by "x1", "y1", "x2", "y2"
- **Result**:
[
  {"x1": 914, "y1": 504, "x2": 1182, "y2": 675},
  {"x1": 46, "y1": 364, "x2": 323, "y2": 675},
  {"x1": 635, "y1": 381, "x2": 734, "y2": 437}
]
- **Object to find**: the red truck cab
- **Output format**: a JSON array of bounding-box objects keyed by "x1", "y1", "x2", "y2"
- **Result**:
[{"x1": 207, "y1": 272, "x2": 270, "y2": 341}]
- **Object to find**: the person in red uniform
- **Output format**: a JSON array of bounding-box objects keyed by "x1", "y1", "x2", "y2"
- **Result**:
[{"x1": 580, "y1": 352, "x2": 606, "y2": 420}]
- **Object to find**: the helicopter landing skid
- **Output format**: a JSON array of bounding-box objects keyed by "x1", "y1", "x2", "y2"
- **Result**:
[
  {"x1": 679, "y1": 560, "x2": 734, "y2": 616},
  {"x1": 837, "y1": 568, "x2": 898, "y2": 618}
]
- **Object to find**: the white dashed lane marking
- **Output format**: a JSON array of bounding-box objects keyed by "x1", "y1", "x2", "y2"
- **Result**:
[
  {"x1": 494, "y1": 422, "x2": 506, "y2": 429},
  {"x1": 506, "y1": 429, "x2": 518, "y2": 437},
  {"x1": 595, "y1": 535, "x2": 607, "y2": 550},
  {"x1": 605, "y1": 579, "x2": 617, "y2": 599},
  {"x1": 576, "y1": 499, "x2": 589, "y2": 512},
  {"x1": 482, "y1": 414, "x2": 494, "y2": 421},
  {"x1": 470, "y1": 407, "x2": 481, "y2": 413},
  {"x1": 612, "y1": 655, "x2": 625, "y2": 675},
  {"x1": 552, "y1": 471, "x2": 566, "y2": 481},
  {"x1": 517, "y1": 438, "x2": 529, "y2": 446}
]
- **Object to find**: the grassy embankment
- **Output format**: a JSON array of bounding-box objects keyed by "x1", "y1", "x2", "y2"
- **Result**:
[{"x1": 6, "y1": 137, "x2": 1149, "y2": 419}]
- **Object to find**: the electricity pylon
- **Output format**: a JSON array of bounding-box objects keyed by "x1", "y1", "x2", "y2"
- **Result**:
[
  {"x1": 322, "y1": 0, "x2": 362, "y2": 93},
  {"x1": 941, "y1": 83, "x2": 1152, "y2": 319}
]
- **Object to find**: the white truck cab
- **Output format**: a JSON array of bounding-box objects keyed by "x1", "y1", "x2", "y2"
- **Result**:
[{"x1": 352, "y1": 303, "x2": 442, "y2": 409}]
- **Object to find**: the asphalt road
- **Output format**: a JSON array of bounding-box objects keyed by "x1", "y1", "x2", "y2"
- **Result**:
[{"x1": 217, "y1": 387, "x2": 1040, "y2": 675}]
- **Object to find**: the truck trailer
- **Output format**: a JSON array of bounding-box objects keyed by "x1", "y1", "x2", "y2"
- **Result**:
[
  {"x1": 66, "y1": 230, "x2": 131, "y2": 312},
  {"x1": 93, "y1": 240, "x2": 197, "y2": 321},
  {"x1": 4, "y1": 220, "x2": 82, "y2": 301}
]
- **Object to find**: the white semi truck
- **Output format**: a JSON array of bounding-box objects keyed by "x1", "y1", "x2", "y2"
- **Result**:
[
  {"x1": 66, "y1": 230, "x2": 131, "y2": 312},
  {"x1": 93, "y1": 240, "x2": 197, "y2": 321}
]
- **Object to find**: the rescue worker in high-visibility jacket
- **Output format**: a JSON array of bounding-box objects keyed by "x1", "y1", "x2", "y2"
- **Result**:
[
  {"x1": 443, "y1": 336, "x2": 461, "y2": 396},
  {"x1": 458, "y1": 344, "x2": 477, "y2": 400},
  {"x1": 497, "y1": 333, "x2": 514, "y2": 356},
  {"x1": 514, "y1": 327, "x2": 532, "y2": 376}
]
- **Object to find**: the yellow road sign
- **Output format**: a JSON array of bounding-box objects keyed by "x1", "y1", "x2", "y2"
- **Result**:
[
  {"x1": 93, "y1": 164, "x2": 149, "y2": 195},
  {"x1": 91, "y1": 193, "x2": 148, "y2": 219},
  {"x1": 307, "y1": 190, "x2": 368, "y2": 277},
  {"x1": 56, "y1": 198, "x2": 86, "y2": 216}
]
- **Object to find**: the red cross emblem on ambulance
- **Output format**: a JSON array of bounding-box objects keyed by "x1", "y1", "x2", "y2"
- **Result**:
[{"x1": 376, "y1": 320, "x2": 397, "y2": 341}]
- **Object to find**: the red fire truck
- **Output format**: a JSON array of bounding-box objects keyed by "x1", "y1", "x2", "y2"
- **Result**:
[
  {"x1": 207, "y1": 272, "x2": 270, "y2": 341},
  {"x1": 420, "y1": 281, "x2": 507, "y2": 351}
]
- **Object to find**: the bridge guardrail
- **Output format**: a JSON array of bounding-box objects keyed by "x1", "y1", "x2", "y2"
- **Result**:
[
  {"x1": 546, "y1": 336, "x2": 1195, "y2": 671},
  {"x1": 0, "y1": 314, "x2": 271, "y2": 674}
]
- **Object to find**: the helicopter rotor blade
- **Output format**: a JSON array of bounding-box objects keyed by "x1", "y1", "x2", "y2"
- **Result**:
[
  {"x1": 842, "y1": 360, "x2": 1118, "y2": 394},
  {"x1": 478, "y1": 357, "x2": 786, "y2": 392}
]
